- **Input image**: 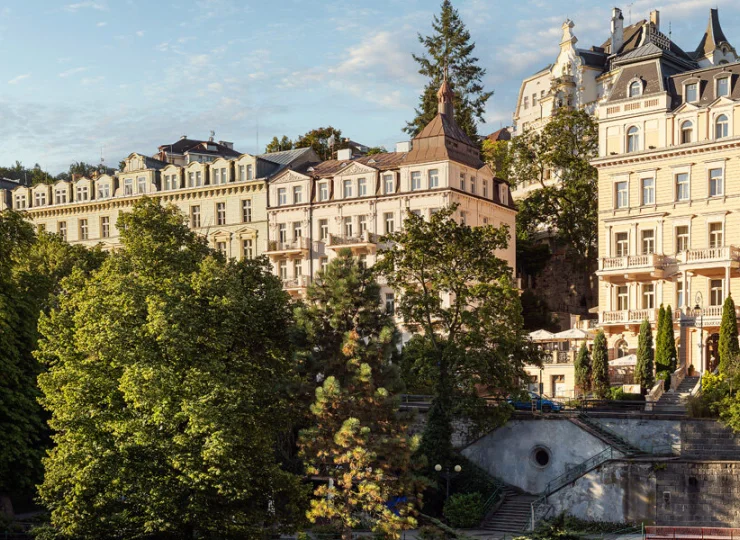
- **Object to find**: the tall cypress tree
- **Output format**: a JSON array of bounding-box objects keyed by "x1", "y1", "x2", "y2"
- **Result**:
[
  {"x1": 655, "y1": 305, "x2": 668, "y2": 373},
  {"x1": 574, "y1": 342, "x2": 592, "y2": 395},
  {"x1": 635, "y1": 319, "x2": 655, "y2": 392},
  {"x1": 664, "y1": 305, "x2": 678, "y2": 372},
  {"x1": 405, "y1": 0, "x2": 493, "y2": 140},
  {"x1": 591, "y1": 330, "x2": 610, "y2": 398},
  {"x1": 719, "y1": 294, "x2": 740, "y2": 376}
]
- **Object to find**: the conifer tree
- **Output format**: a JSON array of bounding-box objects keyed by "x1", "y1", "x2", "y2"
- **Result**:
[
  {"x1": 664, "y1": 305, "x2": 678, "y2": 372},
  {"x1": 591, "y1": 330, "x2": 610, "y2": 398},
  {"x1": 405, "y1": 0, "x2": 493, "y2": 140},
  {"x1": 635, "y1": 319, "x2": 655, "y2": 392},
  {"x1": 654, "y1": 305, "x2": 668, "y2": 373},
  {"x1": 719, "y1": 294, "x2": 740, "y2": 376},
  {"x1": 574, "y1": 342, "x2": 592, "y2": 395},
  {"x1": 297, "y1": 251, "x2": 420, "y2": 539}
]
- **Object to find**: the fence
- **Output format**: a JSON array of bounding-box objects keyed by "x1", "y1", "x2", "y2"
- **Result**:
[{"x1": 645, "y1": 527, "x2": 740, "y2": 540}]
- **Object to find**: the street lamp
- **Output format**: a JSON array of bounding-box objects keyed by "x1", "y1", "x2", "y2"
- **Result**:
[
  {"x1": 434, "y1": 463, "x2": 462, "y2": 499},
  {"x1": 695, "y1": 292, "x2": 704, "y2": 373}
]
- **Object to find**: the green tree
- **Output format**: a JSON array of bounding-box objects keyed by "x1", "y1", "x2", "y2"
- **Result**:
[
  {"x1": 664, "y1": 305, "x2": 678, "y2": 372},
  {"x1": 366, "y1": 146, "x2": 387, "y2": 155},
  {"x1": 591, "y1": 330, "x2": 610, "y2": 398},
  {"x1": 265, "y1": 135, "x2": 294, "y2": 153},
  {"x1": 297, "y1": 251, "x2": 420, "y2": 539},
  {"x1": 481, "y1": 138, "x2": 511, "y2": 180},
  {"x1": 574, "y1": 342, "x2": 592, "y2": 395},
  {"x1": 295, "y1": 127, "x2": 348, "y2": 160},
  {"x1": 405, "y1": 0, "x2": 493, "y2": 140},
  {"x1": 36, "y1": 198, "x2": 305, "y2": 539},
  {"x1": 375, "y1": 205, "x2": 534, "y2": 464},
  {"x1": 655, "y1": 305, "x2": 671, "y2": 374},
  {"x1": 635, "y1": 319, "x2": 655, "y2": 393},
  {"x1": 719, "y1": 294, "x2": 740, "y2": 376}
]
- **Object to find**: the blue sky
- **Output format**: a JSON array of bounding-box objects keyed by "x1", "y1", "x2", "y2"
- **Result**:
[{"x1": 2, "y1": 0, "x2": 739, "y2": 173}]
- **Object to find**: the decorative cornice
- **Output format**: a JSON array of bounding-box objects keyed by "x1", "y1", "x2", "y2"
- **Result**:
[{"x1": 593, "y1": 137, "x2": 740, "y2": 168}]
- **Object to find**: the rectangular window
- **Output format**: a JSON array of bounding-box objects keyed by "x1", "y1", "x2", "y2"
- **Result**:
[
  {"x1": 460, "y1": 211, "x2": 467, "y2": 226},
  {"x1": 358, "y1": 177, "x2": 367, "y2": 196},
  {"x1": 718, "y1": 77, "x2": 730, "y2": 97},
  {"x1": 239, "y1": 165, "x2": 246, "y2": 181},
  {"x1": 164, "y1": 175, "x2": 171, "y2": 191},
  {"x1": 523, "y1": 96, "x2": 529, "y2": 110},
  {"x1": 319, "y1": 182, "x2": 329, "y2": 201},
  {"x1": 195, "y1": 171, "x2": 202, "y2": 186},
  {"x1": 216, "y1": 202, "x2": 226, "y2": 225},
  {"x1": 674, "y1": 226, "x2": 689, "y2": 252},
  {"x1": 188, "y1": 172, "x2": 195, "y2": 188},
  {"x1": 77, "y1": 186, "x2": 88, "y2": 201},
  {"x1": 460, "y1": 173, "x2": 466, "y2": 191},
  {"x1": 642, "y1": 284, "x2": 655, "y2": 309},
  {"x1": 56, "y1": 189, "x2": 68, "y2": 204},
  {"x1": 428, "y1": 169, "x2": 439, "y2": 189},
  {"x1": 532, "y1": 93, "x2": 538, "y2": 106},
  {"x1": 124, "y1": 178, "x2": 133, "y2": 196},
  {"x1": 617, "y1": 286, "x2": 628, "y2": 311},
  {"x1": 242, "y1": 239, "x2": 253, "y2": 259},
  {"x1": 411, "y1": 171, "x2": 421, "y2": 190},
  {"x1": 709, "y1": 168, "x2": 723, "y2": 197},
  {"x1": 15, "y1": 195, "x2": 26, "y2": 209},
  {"x1": 247, "y1": 164, "x2": 253, "y2": 180},
  {"x1": 99, "y1": 184, "x2": 110, "y2": 199},
  {"x1": 58, "y1": 221, "x2": 67, "y2": 241},
  {"x1": 278, "y1": 188, "x2": 287, "y2": 206},
  {"x1": 482, "y1": 180, "x2": 488, "y2": 198},
  {"x1": 279, "y1": 260, "x2": 288, "y2": 280},
  {"x1": 319, "y1": 219, "x2": 329, "y2": 241},
  {"x1": 709, "y1": 222, "x2": 724, "y2": 248},
  {"x1": 470, "y1": 177, "x2": 476, "y2": 195},
  {"x1": 242, "y1": 199, "x2": 252, "y2": 222},
  {"x1": 359, "y1": 215, "x2": 367, "y2": 234},
  {"x1": 216, "y1": 241, "x2": 226, "y2": 255},
  {"x1": 677, "y1": 280, "x2": 685, "y2": 308},
  {"x1": 137, "y1": 176, "x2": 146, "y2": 194},
  {"x1": 685, "y1": 83, "x2": 698, "y2": 103},
  {"x1": 676, "y1": 173, "x2": 689, "y2": 201},
  {"x1": 220, "y1": 167, "x2": 227, "y2": 184},
  {"x1": 101, "y1": 216, "x2": 110, "y2": 238},
  {"x1": 213, "y1": 169, "x2": 220, "y2": 184},
  {"x1": 499, "y1": 184, "x2": 509, "y2": 205},
  {"x1": 190, "y1": 206, "x2": 201, "y2": 228},
  {"x1": 320, "y1": 257, "x2": 329, "y2": 273},
  {"x1": 293, "y1": 222, "x2": 302, "y2": 240},
  {"x1": 358, "y1": 254, "x2": 367, "y2": 270},
  {"x1": 33, "y1": 192, "x2": 44, "y2": 206},
  {"x1": 79, "y1": 219, "x2": 88, "y2": 240},
  {"x1": 615, "y1": 181, "x2": 628, "y2": 209},
  {"x1": 641, "y1": 229, "x2": 655, "y2": 255},
  {"x1": 641, "y1": 178, "x2": 655, "y2": 205},
  {"x1": 385, "y1": 293, "x2": 395, "y2": 315},
  {"x1": 615, "y1": 232, "x2": 629, "y2": 257},
  {"x1": 293, "y1": 185, "x2": 303, "y2": 204},
  {"x1": 278, "y1": 223, "x2": 287, "y2": 243},
  {"x1": 293, "y1": 258, "x2": 302, "y2": 277},
  {"x1": 343, "y1": 179, "x2": 353, "y2": 198},
  {"x1": 343, "y1": 216, "x2": 353, "y2": 237},
  {"x1": 710, "y1": 279, "x2": 724, "y2": 306},
  {"x1": 384, "y1": 212, "x2": 394, "y2": 234},
  {"x1": 384, "y1": 174, "x2": 394, "y2": 194}
]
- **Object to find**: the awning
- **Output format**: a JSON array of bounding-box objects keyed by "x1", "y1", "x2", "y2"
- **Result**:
[
  {"x1": 553, "y1": 328, "x2": 594, "y2": 340},
  {"x1": 528, "y1": 329, "x2": 556, "y2": 341},
  {"x1": 609, "y1": 354, "x2": 637, "y2": 367}
]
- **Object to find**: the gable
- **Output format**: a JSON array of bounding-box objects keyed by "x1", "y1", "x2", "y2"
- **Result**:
[
  {"x1": 271, "y1": 170, "x2": 311, "y2": 185},
  {"x1": 333, "y1": 162, "x2": 377, "y2": 178}
]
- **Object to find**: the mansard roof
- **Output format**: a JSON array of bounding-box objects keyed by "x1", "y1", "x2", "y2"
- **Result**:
[
  {"x1": 669, "y1": 62, "x2": 740, "y2": 108},
  {"x1": 695, "y1": 8, "x2": 733, "y2": 58},
  {"x1": 159, "y1": 138, "x2": 241, "y2": 158}
]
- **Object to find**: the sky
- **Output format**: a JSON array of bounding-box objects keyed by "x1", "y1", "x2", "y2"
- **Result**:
[{"x1": 1, "y1": 0, "x2": 740, "y2": 174}]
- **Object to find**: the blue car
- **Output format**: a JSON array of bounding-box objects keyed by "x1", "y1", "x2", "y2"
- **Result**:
[{"x1": 507, "y1": 391, "x2": 563, "y2": 413}]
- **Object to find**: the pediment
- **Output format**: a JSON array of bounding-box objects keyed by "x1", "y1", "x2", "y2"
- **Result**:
[
  {"x1": 334, "y1": 162, "x2": 377, "y2": 177},
  {"x1": 211, "y1": 228, "x2": 232, "y2": 239},
  {"x1": 233, "y1": 226, "x2": 258, "y2": 238},
  {"x1": 271, "y1": 170, "x2": 311, "y2": 185},
  {"x1": 673, "y1": 102, "x2": 699, "y2": 114},
  {"x1": 478, "y1": 163, "x2": 495, "y2": 176},
  {"x1": 707, "y1": 96, "x2": 734, "y2": 108},
  {"x1": 162, "y1": 164, "x2": 180, "y2": 173}
]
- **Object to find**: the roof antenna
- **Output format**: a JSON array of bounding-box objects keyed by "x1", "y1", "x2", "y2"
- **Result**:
[
  {"x1": 256, "y1": 117, "x2": 259, "y2": 155},
  {"x1": 627, "y1": 2, "x2": 634, "y2": 24},
  {"x1": 669, "y1": 21, "x2": 672, "y2": 41}
]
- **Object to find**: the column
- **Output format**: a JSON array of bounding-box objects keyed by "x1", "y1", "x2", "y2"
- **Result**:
[
  {"x1": 726, "y1": 266, "x2": 731, "y2": 299},
  {"x1": 657, "y1": 279, "x2": 664, "y2": 308},
  {"x1": 631, "y1": 223, "x2": 638, "y2": 256},
  {"x1": 657, "y1": 220, "x2": 664, "y2": 254},
  {"x1": 605, "y1": 225, "x2": 612, "y2": 257}
]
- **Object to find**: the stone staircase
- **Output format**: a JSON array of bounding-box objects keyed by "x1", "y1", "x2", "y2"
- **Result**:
[
  {"x1": 655, "y1": 376, "x2": 700, "y2": 413},
  {"x1": 569, "y1": 414, "x2": 647, "y2": 456},
  {"x1": 480, "y1": 486, "x2": 538, "y2": 533}
]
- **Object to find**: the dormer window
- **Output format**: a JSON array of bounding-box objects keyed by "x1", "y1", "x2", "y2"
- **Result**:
[
  {"x1": 318, "y1": 182, "x2": 328, "y2": 201},
  {"x1": 685, "y1": 82, "x2": 698, "y2": 103},
  {"x1": 717, "y1": 77, "x2": 730, "y2": 98},
  {"x1": 98, "y1": 184, "x2": 110, "y2": 199},
  {"x1": 76, "y1": 186, "x2": 88, "y2": 201},
  {"x1": 15, "y1": 194, "x2": 27, "y2": 209},
  {"x1": 680, "y1": 120, "x2": 693, "y2": 144},
  {"x1": 628, "y1": 80, "x2": 642, "y2": 98},
  {"x1": 715, "y1": 114, "x2": 729, "y2": 139},
  {"x1": 35, "y1": 192, "x2": 46, "y2": 206}
]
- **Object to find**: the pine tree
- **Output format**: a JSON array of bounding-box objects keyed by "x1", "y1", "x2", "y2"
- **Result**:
[
  {"x1": 297, "y1": 251, "x2": 420, "y2": 538},
  {"x1": 664, "y1": 305, "x2": 678, "y2": 372},
  {"x1": 654, "y1": 305, "x2": 668, "y2": 373},
  {"x1": 635, "y1": 319, "x2": 655, "y2": 392},
  {"x1": 719, "y1": 294, "x2": 740, "y2": 376},
  {"x1": 574, "y1": 342, "x2": 592, "y2": 395},
  {"x1": 405, "y1": 0, "x2": 493, "y2": 140},
  {"x1": 591, "y1": 330, "x2": 610, "y2": 398}
]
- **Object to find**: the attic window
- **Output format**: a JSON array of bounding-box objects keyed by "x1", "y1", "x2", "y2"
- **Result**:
[
  {"x1": 307, "y1": 166, "x2": 315, "y2": 172},
  {"x1": 629, "y1": 80, "x2": 642, "y2": 98},
  {"x1": 685, "y1": 82, "x2": 698, "y2": 103},
  {"x1": 717, "y1": 77, "x2": 730, "y2": 98},
  {"x1": 368, "y1": 158, "x2": 377, "y2": 164}
]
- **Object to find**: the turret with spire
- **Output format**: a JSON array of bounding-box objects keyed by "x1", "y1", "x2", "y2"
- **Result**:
[{"x1": 437, "y1": 70, "x2": 455, "y2": 118}]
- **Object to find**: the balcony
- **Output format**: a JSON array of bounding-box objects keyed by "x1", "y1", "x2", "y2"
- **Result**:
[
  {"x1": 265, "y1": 237, "x2": 310, "y2": 258},
  {"x1": 600, "y1": 308, "x2": 659, "y2": 326},
  {"x1": 598, "y1": 253, "x2": 667, "y2": 278},
  {"x1": 677, "y1": 305, "x2": 740, "y2": 328},
  {"x1": 542, "y1": 350, "x2": 576, "y2": 364},
  {"x1": 327, "y1": 231, "x2": 380, "y2": 253},
  {"x1": 282, "y1": 275, "x2": 311, "y2": 296},
  {"x1": 678, "y1": 246, "x2": 740, "y2": 273}
]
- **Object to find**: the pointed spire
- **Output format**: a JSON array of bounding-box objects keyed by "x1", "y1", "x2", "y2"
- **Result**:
[{"x1": 437, "y1": 68, "x2": 454, "y2": 118}]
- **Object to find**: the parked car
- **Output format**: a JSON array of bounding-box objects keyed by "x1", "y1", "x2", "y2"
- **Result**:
[{"x1": 507, "y1": 391, "x2": 563, "y2": 413}]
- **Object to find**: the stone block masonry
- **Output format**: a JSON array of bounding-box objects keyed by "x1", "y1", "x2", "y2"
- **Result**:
[{"x1": 681, "y1": 420, "x2": 740, "y2": 460}]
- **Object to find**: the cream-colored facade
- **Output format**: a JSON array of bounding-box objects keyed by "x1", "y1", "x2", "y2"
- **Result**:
[
  {"x1": 0, "y1": 147, "x2": 318, "y2": 260},
  {"x1": 594, "y1": 56, "x2": 740, "y2": 374}
]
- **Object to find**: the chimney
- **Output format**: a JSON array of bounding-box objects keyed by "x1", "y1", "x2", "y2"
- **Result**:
[
  {"x1": 650, "y1": 9, "x2": 660, "y2": 31},
  {"x1": 395, "y1": 141, "x2": 412, "y2": 153},
  {"x1": 180, "y1": 135, "x2": 187, "y2": 140},
  {"x1": 336, "y1": 148, "x2": 352, "y2": 161},
  {"x1": 611, "y1": 7, "x2": 624, "y2": 54}
]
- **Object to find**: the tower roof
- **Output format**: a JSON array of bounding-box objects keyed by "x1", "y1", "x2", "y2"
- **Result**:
[{"x1": 695, "y1": 8, "x2": 733, "y2": 58}]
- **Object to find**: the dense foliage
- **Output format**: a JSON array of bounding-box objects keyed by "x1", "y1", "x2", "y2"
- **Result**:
[
  {"x1": 574, "y1": 342, "x2": 591, "y2": 395},
  {"x1": 405, "y1": 0, "x2": 493, "y2": 140},
  {"x1": 719, "y1": 295, "x2": 740, "y2": 376},
  {"x1": 635, "y1": 319, "x2": 655, "y2": 393},
  {"x1": 442, "y1": 492, "x2": 483, "y2": 528},
  {"x1": 265, "y1": 127, "x2": 349, "y2": 160},
  {"x1": 591, "y1": 331, "x2": 610, "y2": 399}
]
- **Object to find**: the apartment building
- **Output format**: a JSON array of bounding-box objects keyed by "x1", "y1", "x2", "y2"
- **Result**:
[
  {"x1": 263, "y1": 79, "x2": 517, "y2": 298},
  {"x1": 0, "y1": 143, "x2": 318, "y2": 260},
  {"x1": 593, "y1": 31, "x2": 740, "y2": 373}
]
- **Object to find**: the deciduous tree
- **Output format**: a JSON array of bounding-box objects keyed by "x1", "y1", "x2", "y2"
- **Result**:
[{"x1": 265, "y1": 135, "x2": 294, "y2": 153}]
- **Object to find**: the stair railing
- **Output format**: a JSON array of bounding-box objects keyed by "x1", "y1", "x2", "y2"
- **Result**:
[
  {"x1": 481, "y1": 484, "x2": 503, "y2": 519},
  {"x1": 577, "y1": 414, "x2": 638, "y2": 454},
  {"x1": 670, "y1": 365, "x2": 686, "y2": 393},
  {"x1": 530, "y1": 496, "x2": 554, "y2": 531},
  {"x1": 645, "y1": 381, "x2": 665, "y2": 411}
]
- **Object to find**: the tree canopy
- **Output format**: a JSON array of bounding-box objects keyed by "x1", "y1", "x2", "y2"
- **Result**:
[
  {"x1": 265, "y1": 128, "x2": 350, "y2": 160},
  {"x1": 636, "y1": 319, "x2": 655, "y2": 393},
  {"x1": 591, "y1": 331, "x2": 610, "y2": 398},
  {"x1": 719, "y1": 295, "x2": 740, "y2": 377},
  {"x1": 405, "y1": 0, "x2": 493, "y2": 140}
]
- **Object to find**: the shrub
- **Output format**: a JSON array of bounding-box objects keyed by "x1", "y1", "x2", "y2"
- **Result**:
[
  {"x1": 443, "y1": 492, "x2": 484, "y2": 528},
  {"x1": 311, "y1": 523, "x2": 343, "y2": 539},
  {"x1": 609, "y1": 387, "x2": 643, "y2": 401},
  {"x1": 657, "y1": 370, "x2": 671, "y2": 391},
  {"x1": 418, "y1": 525, "x2": 448, "y2": 540}
]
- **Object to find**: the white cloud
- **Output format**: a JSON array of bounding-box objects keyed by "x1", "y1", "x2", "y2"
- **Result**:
[
  {"x1": 65, "y1": 1, "x2": 105, "y2": 12},
  {"x1": 207, "y1": 82, "x2": 223, "y2": 93},
  {"x1": 59, "y1": 67, "x2": 88, "y2": 78},
  {"x1": 81, "y1": 76, "x2": 105, "y2": 86},
  {"x1": 190, "y1": 54, "x2": 210, "y2": 67},
  {"x1": 136, "y1": 30, "x2": 144, "y2": 37},
  {"x1": 8, "y1": 74, "x2": 30, "y2": 85},
  {"x1": 97, "y1": 21, "x2": 107, "y2": 27}
]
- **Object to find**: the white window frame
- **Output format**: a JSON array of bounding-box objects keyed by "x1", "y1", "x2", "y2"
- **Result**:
[
  {"x1": 628, "y1": 80, "x2": 642, "y2": 98},
  {"x1": 684, "y1": 82, "x2": 698, "y2": 103},
  {"x1": 715, "y1": 113, "x2": 730, "y2": 140},
  {"x1": 675, "y1": 225, "x2": 689, "y2": 253},
  {"x1": 343, "y1": 179, "x2": 353, "y2": 198},
  {"x1": 383, "y1": 174, "x2": 394, "y2": 194},
  {"x1": 716, "y1": 77, "x2": 730, "y2": 98},
  {"x1": 614, "y1": 232, "x2": 629, "y2": 257},
  {"x1": 641, "y1": 177, "x2": 655, "y2": 206},
  {"x1": 709, "y1": 168, "x2": 724, "y2": 197},
  {"x1": 358, "y1": 177, "x2": 367, "y2": 196},
  {"x1": 277, "y1": 188, "x2": 287, "y2": 206},
  {"x1": 615, "y1": 180, "x2": 629, "y2": 209},
  {"x1": 410, "y1": 171, "x2": 421, "y2": 191},
  {"x1": 708, "y1": 221, "x2": 724, "y2": 248},
  {"x1": 675, "y1": 172, "x2": 690, "y2": 201},
  {"x1": 319, "y1": 182, "x2": 329, "y2": 201},
  {"x1": 293, "y1": 185, "x2": 303, "y2": 204},
  {"x1": 626, "y1": 126, "x2": 640, "y2": 153},
  {"x1": 428, "y1": 169, "x2": 439, "y2": 189}
]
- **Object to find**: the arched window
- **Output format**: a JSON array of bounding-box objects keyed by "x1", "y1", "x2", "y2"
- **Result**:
[
  {"x1": 616, "y1": 340, "x2": 629, "y2": 358},
  {"x1": 627, "y1": 126, "x2": 640, "y2": 153},
  {"x1": 680, "y1": 120, "x2": 693, "y2": 144},
  {"x1": 629, "y1": 81, "x2": 642, "y2": 98},
  {"x1": 715, "y1": 114, "x2": 729, "y2": 139}
]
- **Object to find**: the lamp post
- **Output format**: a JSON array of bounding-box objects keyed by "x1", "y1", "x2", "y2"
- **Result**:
[
  {"x1": 695, "y1": 292, "x2": 704, "y2": 373},
  {"x1": 434, "y1": 463, "x2": 462, "y2": 500}
]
